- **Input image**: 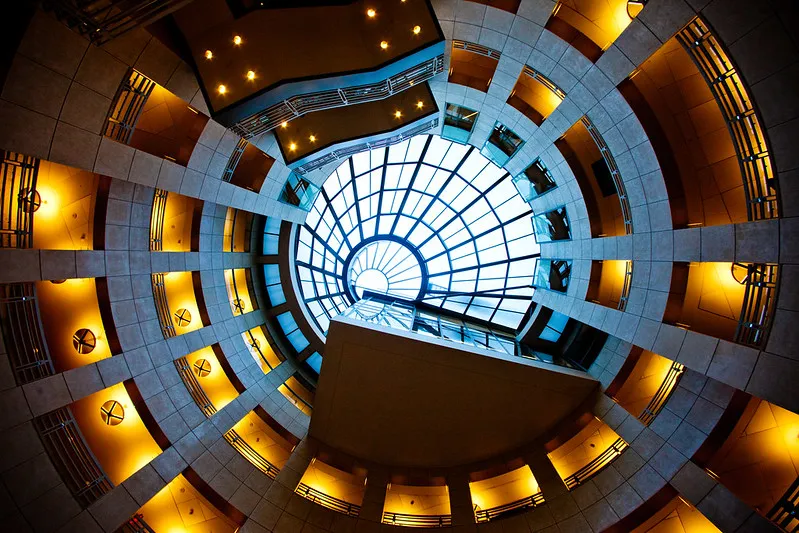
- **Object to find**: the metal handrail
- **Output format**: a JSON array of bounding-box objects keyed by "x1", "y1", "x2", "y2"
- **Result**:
[
  {"x1": 0, "y1": 151, "x2": 39, "y2": 248},
  {"x1": 563, "y1": 437, "x2": 628, "y2": 490},
  {"x1": 222, "y1": 137, "x2": 249, "y2": 183},
  {"x1": 522, "y1": 65, "x2": 566, "y2": 99},
  {"x1": 295, "y1": 483, "x2": 361, "y2": 516},
  {"x1": 452, "y1": 40, "x2": 501, "y2": 60},
  {"x1": 295, "y1": 118, "x2": 439, "y2": 174},
  {"x1": 382, "y1": 512, "x2": 452, "y2": 528},
  {"x1": 174, "y1": 356, "x2": 217, "y2": 417},
  {"x1": 149, "y1": 188, "x2": 167, "y2": 251},
  {"x1": 677, "y1": 18, "x2": 778, "y2": 221},
  {"x1": 638, "y1": 361, "x2": 684, "y2": 425},
  {"x1": 733, "y1": 263, "x2": 779, "y2": 347},
  {"x1": 245, "y1": 329, "x2": 276, "y2": 370},
  {"x1": 34, "y1": 406, "x2": 113, "y2": 507},
  {"x1": 103, "y1": 69, "x2": 156, "y2": 144},
  {"x1": 0, "y1": 283, "x2": 55, "y2": 385},
  {"x1": 767, "y1": 475, "x2": 799, "y2": 532},
  {"x1": 224, "y1": 429, "x2": 280, "y2": 479},
  {"x1": 117, "y1": 514, "x2": 156, "y2": 533},
  {"x1": 231, "y1": 56, "x2": 444, "y2": 138},
  {"x1": 474, "y1": 492, "x2": 545, "y2": 523},
  {"x1": 581, "y1": 116, "x2": 633, "y2": 235},
  {"x1": 151, "y1": 273, "x2": 176, "y2": 338},
  {"x1": 617, "y1": 261, "x2": 633, "y2": 312}
]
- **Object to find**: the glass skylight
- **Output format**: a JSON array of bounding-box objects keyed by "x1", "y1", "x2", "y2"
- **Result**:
[{"x1": 294, "y1": 134, "x2": 540, "y2": 336}]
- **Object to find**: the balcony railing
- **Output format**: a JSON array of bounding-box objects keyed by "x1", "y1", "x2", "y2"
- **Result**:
[
  {"x1": 1, "y1": 151, "x2": 40, "y2": 249},
  {"x1": 151, "y1": 273, "x2": 176, "y2": 338},
  {"x1": 768, "y1": 475, "x2": 799, "y2": 533},
  {"x1": 474, "y1": 492, "x2": 545, "y2": 523},
  {"x1": 677, "y1": 18, "x2": 778, "y2": 221},
  {"x1": 733, "y1": 263, "x2": 779, "y2": 348},
  {"x1": 104, "y1": 69, "x2": 156, "y2": 144},
  {"x1": 116, "y1": 514, "x2": 156, "y2": 533},
  {"x1": 522, "y1": 65, "x2": 566, "y2": 99},
  {"x1": 224, "y1": 429, "x2": 280, "y2": 479},
  {"x1": 174, "y1": 356, "x2": 216, "y2": 417},
  {"x1": 245, "y1": 329, "x2": 277, "y2": 371},
  {"x1": 34, "y1": 406, "x2": 113, "y2": 507},
  {"x1": 563, "y1": 437, "x2": 628, "y2": 490},
  {"x1": 0, "y1": 283, "x2": 54, "y2": 385},
  {"x1": 452, "y1": 40, "x2": 502, "y2": 60},
  {"x1": 638, "y1": 361, "x2": 684, "y2": 426},
  {"x1": 222, "y1": 137, "x2": 249, "y2": 183},
  {"x1": 230, "y1": 56, "x2": 445, "y2": 138},
  {"x1": 45, "y1": 0, "x2": 194, "y2": 44},
  {"x1": 617, "y1": 261, "x2": 633, "y2": 312},
  {"x1": 149, "y1": 188, "x2": 167, "y2": 251},
  {"x1": 295, "y1": 483, "x2": 361, "y2": 517},
  {"x1": 382, "y1": 512, "x2": 452, "y2": 528},
  {"x1": 581, "y1": 116, "x2": 633, "y2": 235},
  {"x1": 295, "y1": 118, "x2": 439, "y2": 174}
]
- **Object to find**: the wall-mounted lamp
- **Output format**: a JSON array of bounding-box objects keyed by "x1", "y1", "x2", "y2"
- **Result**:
[
  {"x1": 192, "y1": 358, "x2": 212, "y2": 378},
  {"x1": 72, "y1": 328, "x2": 96, "y2": 354},
  {"x1": 100, "y1": 400, "x2": 125, "y2": 426},
  {"x1": 174, "y1": 308, "x2": 192, "y2": 327},
  {"x1": 233, "y1": 35, "x2": 243, "y2": 45},
  {"x1": 412, "y1": 25, "x2": 421, "y2": 35}
]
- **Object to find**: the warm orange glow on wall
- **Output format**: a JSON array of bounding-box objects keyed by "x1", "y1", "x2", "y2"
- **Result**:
[
  {"x1": 547, "y1": 417, "x2": 623, "y2": 482},
  {"x1": 469, "y1": 466, "x2": 541, "y2": 512},
  {"x1": 553, "y1": 0, "x2": 635, "y2": 50},
  {"x1": 185, "y1": 346, "x2": 239, "y2": 410},
  {"x1": 278, "y1": 376, "x2": 313, "y2": 416},
  {"x1": 231, "y1": 411, "x2": 294, "y2": 469},
  {"x1": 243, "y1": 327, "x2": 282, "y2": 374},
  {"x1": 71, "y1": 382, "x2": 161, "y2": 485},
  {"x1": 132, "y1": 474, "x2": 238, "y2": 533},
  {"x1": 298, "y1": 458, "x2": 366, "y2": 505},
  {"x1": 631, "y1": 495, "x2": 721, "y2": 532},
  {"x1": 163, "y1": 271, "x2": 202, "y2": 335},
  {"x1": 614, "y1": 350, "x2": 675, "y2": 417},
  {"x1": 162, "y1": 191, "x2": 198, "y2": 252},
  {"x1": 223, "y1": 268, "x2": 253, "y2": 316},
  {"x1": 383, "y1": 483, "x2": 451, "y2": 516},
  {"x1": 37, "y1": 278, "x2": 111, "y2": 372}
]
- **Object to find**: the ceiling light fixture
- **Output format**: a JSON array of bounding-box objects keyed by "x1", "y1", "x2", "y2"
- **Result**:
[
  {"x1": 309, "y1": 135, "x2": 317, "y2": 142},
  {"x1": 394, "y1": 110, "x2": 402, "y2": 118},
  {"x1": 289, "y1": 143, "x2": 297, "y2": 151},
  {"x1": 281, "y1": 121, "x2": 288, "y2": 128},
  {"x1": 233, "y1": 35, "x2": 242, "y2": 45},
  {"x1": 413, "y1": 25, "x2": 421, "y2": 35},
  {"x1": 367, "y1": 8, "x2": 376, "y2": 17},
  {"x1": 204, "y1": 50, "x2": 213, "y2": 60},
  {"x1": 416, "y1": 101, "x2": 424, "y2": 109},
  {"x1": 380, "y1": 40, "x2": 389, "y2": 50},
  {"x1": 217, "y1": 84, "x2": 227, "y2": 94},
  {"x1": 246, "y1": 70, "x2": 256, "y2": 80}
]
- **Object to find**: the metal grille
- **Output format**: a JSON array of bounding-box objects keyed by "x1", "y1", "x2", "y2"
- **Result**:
[
  {"x1": 617, "y1": 261, "x2": 633, "y2": 312},
  {"x1": 564, "y1": 437, "x2": 628, "y2": 490},
  {"x1": 175, "y1": 356, "x2": 216, "y2": 416},
  {"x1": 104, "y1": 69, "x2": 156, "y2": 144},
  {"x1": 581, "y1": 116, "x2": 634, "y2": 235},
  {"x1": 116, "y1": 514, "x2": 156, "y2": 533},
  {"x1": 149, "y1": 188, "x2": 167, "y2": 251},
  {"x1": 452, "y1": 40, "x2": 502, "y2": 60},
  {"x1": 733, "y1": 263, "x2": 779, "y2": 348},
  {"x1": 295, "y1": 483, "x2": 361, "y2": 516},
  {"x1": 222, "y1": 138, "x2": 249, "y2": 183},
  {"x1": 677, "y1": 18, "x2": 778, "y2": 221},
  {"x1": 295, "y1": 118, "x2": 439, "y2": 174},
  {"x1": 34, "y1": 406, "x2": 113, "y2": 507},
  {"x1": 0, "y1": 283, "x2": 54, "y2": 385},
  {"x1": 0, "y1": 151, "x2": 40, "y2": 248},
  {"x1": 44, "y1": 0, "x2": 195, "y2": 44},
  {"x1": 638, "y1": 362, "x2": 684, "y2": 426},
  {"x1": 474, "y1": 492, "x2": 545, "y2": 523},
  {"x1": 382, "y1": 512, "x2": 452, "y2": 528},
  {"x1": 522, "y1": 66, "x2": 566, "y2": 99},
  {"x1": 224, "y1": 430, "x2": 280, "y2": 479},
  {"x1": 230, "y1": 55, "x2": 445, "y2": 138},
  {"x1": 151, "y1": 273, "x2": 176, "y2": 338},
  {"x1": 768, "y1": 476, "x2": 799, "y2": 532}
]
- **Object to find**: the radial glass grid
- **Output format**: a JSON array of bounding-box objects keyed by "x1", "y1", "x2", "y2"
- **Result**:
[{"x1": 294, "y1": 134, "x2": 540, "y2": 335}]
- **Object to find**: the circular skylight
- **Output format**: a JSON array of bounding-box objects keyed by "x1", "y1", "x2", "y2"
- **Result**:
[{"x1": 293, "y1": 134, "x2": 540, "y2": 336}]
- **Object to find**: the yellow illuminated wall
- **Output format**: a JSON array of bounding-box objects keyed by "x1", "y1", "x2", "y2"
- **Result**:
[
  {"x1": 383, "y1": 484, "x2": 451, "y2": 516},
  {"x1": 243, "y1": 326, "x2": 282, "y2": 374},
  {"x1": 135, "y1": 474, "x2": 238, "y2": 533},
  {"x1": 553, "y1": 0, "x2": 636, "y2": 50},
  {"x1": 223, "y1": 207, "x2": 251, "y2": 252},
  {"x1": 32, "y1": 161, "x2": 99, "y2": 250},
  {"x1": 163, "y1": 271, "x2": 203, "y2": 335},
  {"x1": 510, "y1": 73, "x2": 564, "y2": 122},
  {"x1": 298, "y1": 459, "x2": 366, "y2": 505},
  {"x1": 708, "y1": 399, "x2": 799, "y2": 515},
  {"x1": 36, "y1": 278, "x2": 111, "y2": 372},
  {"x1": 161, "y1": 191, "x2": 199, "y2": 252},
  {"x1": 71, "y1": 382, "x2": 161, "y2": 485},
  {"x1": 224, "y1": 268, "x2": 254, "y2": 316},
  {"x1": 279, "y1": 376, "x2": 313, "y2": 416},
  {"x1": 185, "y1": 346, "x2": 239, "y2": 411},
  {"x1": 632, "y1": 496, "x2": 720, "y2": 532},
  {"x1": 469, "y1": 466, "x2": 541, "y2": 512},
  {"x1": 594, "y1": 260, "x2": 630, "y2": 308},
  {"x1": 231, "y1": 411, "x2": 294, "y2": 470},
  {"x1": 614, "y1": 350, "x2": 675, "y2": 418},
  {"x1": 548, "y1": 417, "x2": 623, "y2": 482}
]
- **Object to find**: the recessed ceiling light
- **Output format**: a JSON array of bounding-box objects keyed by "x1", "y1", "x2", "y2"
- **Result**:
[
  {"x1": 233, "y1": 35, "x2": 242, "y2": 45},
  {"x1": 204, "y1": 50, "x2": 213, "y2": 60},
  {"x1": 289, "y1": 142, "x2": 297, "y2": 151},
  {"x1": 416, "y1": 101, "x2": 424, "y2": 109},
  {"x1": 246, "y1": 70, "x2": 256, "y2": 80},
  {"x1": 281, "y1": 121, "x2": 288, "y2": 128},
  {"x1": 309, "y1": 135, "x2": 316, "y2": 142},
  {"x1": 413, "y1": 25, "x2": 421, "y2": 35},
  {"x1": 380, "y1": 40, "x2": 389, "y2": 50},
  {"x1": 394, "y1": 110, "x2": 402, "y2": 118},
  {"x1": 367, "y1": 8, "x2": 376, "y2": 17},
  {"x1": 218, "y1": 84, "x2": 227, "y2": 94}
]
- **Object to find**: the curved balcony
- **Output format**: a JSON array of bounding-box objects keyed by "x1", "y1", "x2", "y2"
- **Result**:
[
  {"x1": 0, "y1": 282, "x2": 54, "y2": 385},
  {"x1": 548, "y1": 417, "x2": 627, "y2": 490},
  {"x1": 0, "y1": 151, "x2": 39, "y2": 248}
]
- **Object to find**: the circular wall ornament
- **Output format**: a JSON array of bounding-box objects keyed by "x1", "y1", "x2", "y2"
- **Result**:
[
  {"x1": 100, "y1": 400, "x2": 125, "y2": 426},
  {"x1": 72, "y1": 328, "x2": 96, "y2": 354},
  {"x1": 249, "y1": 337, "x2": 261, "y2": 350},
  {"x1": 233, "y1": 299, "x2": 246, "y2": 314},
  {"x1": 192, "y1": 358, "x2": 212, "y2": 378},
  {"x1": 19, "y1": 188, "x2": 41, "y2": 212},
  {"x1": 174, "y1": 308, "x2": 192, "y2": 327}
]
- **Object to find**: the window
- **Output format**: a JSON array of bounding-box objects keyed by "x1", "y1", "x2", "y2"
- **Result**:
[
  {"x1": 534, "y1": 259, "x2": 571, "y2": 292},
  {"x1": 442, "y1": 103, "x2": 479, "y2": 144},
  {"x1": 263, "y1": 217, "x2": 281, "y2": 255},
  {"x1": 294, "y1": 135, "x2": 540, "y2": 337},
  {"x1": 280, "y1": 172, "x2": 320, "y2": 211},
  {"x1": 481, "y1": 122, "x2": 524, "y2": 166},
  {"x1": 532, "y1": 207, "x2": 571, "y2": 242},
  {"x1": 263, "y1": 264, "x2": 286, "y2": 306},
  {"x1": 539, "y1": 311, "x2": 569, "y2": 342},
  {"x1": 513, "y1": 159, "x2": 557, "y2": 201},
  {"x1": 276, "y1": 311, "x2": 310, "y2": 352}
]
